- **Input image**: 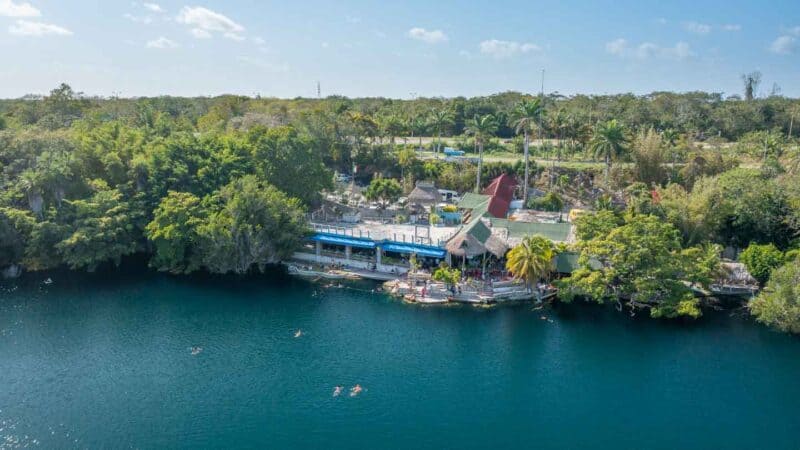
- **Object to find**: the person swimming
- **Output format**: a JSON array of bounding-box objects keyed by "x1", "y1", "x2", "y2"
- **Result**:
[
  {"x1": 333, "y1": 386, "x2": 343, "y2": 397},
  {"x1": 190, "y1": 346, "x2": 203, "y2": 355},
  {"x1": 349, "y1": 384, "x2": 363, "y2": 397},
  {"x1": 294, "y1": 330, "x2": 303, "y2": 338}
]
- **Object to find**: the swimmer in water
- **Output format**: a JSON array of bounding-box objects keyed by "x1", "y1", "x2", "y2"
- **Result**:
[
  {"x1": 294, "y1": 329, "x2": 303, "y2": 338},
  {"x1": 333, "y1": 386, "x2": 343, "y2": 397},
  {"x1": 349, "y1": 384, "x2": 363, "y2": 397},
  {"x1": 190, "y1": 346, "x2": 203, "y2": 355}
]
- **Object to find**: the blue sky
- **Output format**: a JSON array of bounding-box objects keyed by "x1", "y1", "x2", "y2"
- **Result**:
[{"x1": 0, "y1": 0, "x2": 798, "y2": 98}]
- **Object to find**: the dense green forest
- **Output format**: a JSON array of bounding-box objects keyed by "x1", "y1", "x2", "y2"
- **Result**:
[{"x1": 1, "y1": 83, "x2": 799, "y2": 330}]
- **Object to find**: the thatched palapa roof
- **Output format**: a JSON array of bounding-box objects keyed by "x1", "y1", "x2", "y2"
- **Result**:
[
  {"x1": 408, "y1": 181, "x2": 441, "y2": 207},
  {"x1": 446, "y1": 218, "x2": 508, "y2": 259}
]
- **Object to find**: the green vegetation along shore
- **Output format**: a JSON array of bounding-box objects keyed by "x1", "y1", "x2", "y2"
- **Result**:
[{"x1": 1, "y1": 83, "x2": 799, "y2": 332}]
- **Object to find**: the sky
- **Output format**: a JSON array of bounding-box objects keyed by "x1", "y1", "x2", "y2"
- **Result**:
[{"x1": 0, "y1": 0, "x2": 798, "y2": 99}]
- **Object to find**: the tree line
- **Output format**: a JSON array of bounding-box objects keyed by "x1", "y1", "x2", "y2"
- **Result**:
[{"x1": 1, "y1": 83, "x2": 799, "y2": 333}]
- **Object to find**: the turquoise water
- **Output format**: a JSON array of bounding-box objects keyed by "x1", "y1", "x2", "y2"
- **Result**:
[{"x1": 1, "y1": 270, "x2": 799, "y2": 449}]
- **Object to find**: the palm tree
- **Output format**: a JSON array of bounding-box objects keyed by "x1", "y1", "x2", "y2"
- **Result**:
[
  {"x1": 505, "y1": 235, "x2": 555, "y2": 291},
  {"x1": 464, "y1": 114, "x2": 498, "y2": 193},
  {"x1": 589, "y1": 119, "x2": 629, "y2": 185},
  {"x1": 429, "y1": 107, "x2": 454, "y2": 158},
  {"x1": 410, "y1": 116, "x2": 428, "y2": 152},
  {"x1": 350, "y1": 111, "x2": 382, "y2": 149},
  {"x1": 509, "y1": 99, "x2": 544, "y2": 201},
  {"x1": 376, "y1": 115, "x2": 406, "y2": 156},
  {"x1": 661, "y1": 128, "x2": 680, "y2": 180},
  {"x1": 788, "y1": 104, "x2": 800, "y2": 140},
  {"x1": 397, "y1": 148, "x2": 416, "y2": 187},
  {"x1": 787, "y1": 148, "x2": 800, "y2": 175}
]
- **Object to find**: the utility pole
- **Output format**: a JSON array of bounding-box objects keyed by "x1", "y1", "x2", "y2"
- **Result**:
[
  {"x1": 539, "y1": 69, "x2": 554, "y2": 188},
  {"x1": 317, "y1": 81, "x2": 321, "y2": 99},
  {"x1": 540, "y1": 69, "x2": 545, "y2": 98}
]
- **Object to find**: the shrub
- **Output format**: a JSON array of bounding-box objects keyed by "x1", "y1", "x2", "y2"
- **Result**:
[
  {"x1": 740, "y1": 243, "x2": 785, "y2": 285},
  {"x1": 527, "y1": 192, "x2": 564, "y2": 212}
]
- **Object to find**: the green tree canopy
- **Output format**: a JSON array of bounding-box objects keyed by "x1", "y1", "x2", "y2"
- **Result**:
[
  {"x1": 248, "y1": 125, "x2": 331, "y2": 204},
  {"x1": 196, "y1": 176, "x2": 308, "y2": 275},
  {"x1": 364, "y1": 177, "x2": 403, "y2": 208},
  {"x1": 145, "y1": 191, "x2": 207, "y2": 274},
  {"x1": 573, "y1": 210, "x2": 623, "y2": 241},
  {"x1": 56, "y1": 186, "x2": 141, "y2": 271},
  {"x1": 749, "y1": 261, "x2": 800, "y2": 334},
  {"x1": 739, "y1": 243, "x2": 785, "y2": 285},
  {"x1": 558, "y1": 215, "x2": 720, "y2": 319}
]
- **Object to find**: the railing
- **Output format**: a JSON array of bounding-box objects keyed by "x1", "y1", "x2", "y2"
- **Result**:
[{"x1": 311, "y1": 222, "x2": 448, "y2": 248}]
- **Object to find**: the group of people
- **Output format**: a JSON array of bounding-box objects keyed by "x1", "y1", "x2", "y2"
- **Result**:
[{"x1": 333, "y1": 385, "x2": 363, "y2": 397}]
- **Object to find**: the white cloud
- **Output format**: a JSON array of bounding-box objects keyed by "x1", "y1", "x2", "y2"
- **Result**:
[
  {"x1": 9, "y1": 20, "x2": 72, "y2": 37},
  {"x1": 605, "y1": 38, "x2": 627, "y2": 56},
  {"x1": 146, "y1": 36, "x2": 179, "y2": 49},
  {"x1": 321, "y1": 41, "x2": 329, "y2": 48},
  {"x1": 656, "y1": 18, "x2": 668, "y2": 25},
  {"x1": 190, "y1": 28, "x2": 211, "y2": 39},
  {"x1": 253, "y1": 36, "x2": 266, "y2": 46},
  {"x1": 224, "y1": 32, "x2": 245, "y2": 41},
  {"x1": 786, "y1": 26, "x2": 800, "y2": 36},
  {"x1": 606, "y1": 39, "x2": 692, "y2": 60},
  {"x1": 345, "y1": 15, "x2": 361, "y2": 24},
  {"x1": 0, "y1": 0, "x2": 40, "y2": 17},
  {"x1": 479, "y1": 39, "x2": 540, "y2": 59},
  {"x1": 684, "y1": 21, "x2": 711, "y2": 34},
  {"x1": 770, "y1": 35, "x2": 797, "y2": 55},
  {"x1": 407, "y1": 27, "x2": 448, "y2": 44},
  {"x1": 237, "y1": 56, "x2": 289, "y2": 73},
  {"x1": 124, "y1": 13, "x2": 153, "y2": 25},
  {"x1": 671, "y1": 42, "x2": 692, "y2": 59},
  {"x1": 142, "y1": 3, "x2": 164, "y2": 13},
  {"x1": 177, "y1": 6, "x2": 244, "y2": 39},
  {"x1": 722, "y1": 24, "x2": 741, "y2": 32}
]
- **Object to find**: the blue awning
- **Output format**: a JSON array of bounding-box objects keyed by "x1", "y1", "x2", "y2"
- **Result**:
[
  {"x1": 380, "y1": 242, "x2": 447, "y2": 258},
  {"x1": 309, "y1": 233, "x2": 376, "y2": 249}
]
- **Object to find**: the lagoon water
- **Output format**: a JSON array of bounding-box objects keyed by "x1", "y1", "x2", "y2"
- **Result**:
[{"x1": 1, "y1": 270, "x2": 799, "y2": 449}]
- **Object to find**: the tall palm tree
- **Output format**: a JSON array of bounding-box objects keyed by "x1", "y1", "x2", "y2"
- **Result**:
[
  {"x1": 464, "y1": 114, "x2": 498, "y2": 193},
  {"x1": 505, "y1": 235, "x2": 555, "y2": 291},
  {"x1": 788, "y1": 104, "x2": 800, "y2": 140},
  {"x1": 410, "y1": 116, "x2": 428, "y2": 152},
  {"x1": 589, "y1": 119, "x2": 629, "y2": 185},
  {"x1": 509, "y1": 99, "x2": 544, "y2": 201},
  {"x1": 429, "y1": 107, "x2": 454, "y2": 158},
  {"x1": 378, "y1": 115, "x2": 404, "y2": 152},
  {"x1": 661, "y1": 128, "x2": 680, "y2": 180}
]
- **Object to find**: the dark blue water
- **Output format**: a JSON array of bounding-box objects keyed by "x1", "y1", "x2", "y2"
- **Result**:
[{"x1": 1, "y1": 270, "x2": 798, "y2": 449}]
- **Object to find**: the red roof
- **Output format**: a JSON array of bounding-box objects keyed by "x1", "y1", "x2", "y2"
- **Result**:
[
  {"x1": 481, "y1": 173, "x2": 518, "y2": 218},
  {"x1": 486, "y1": 196, "x2": 511, "y2": 219}
]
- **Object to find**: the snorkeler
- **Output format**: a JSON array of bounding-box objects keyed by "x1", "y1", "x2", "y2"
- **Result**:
[
  {"x1": 294, "y1": 330, "x2": 303, "y2": 338},
  {"x1": 349, "y1": 384, "x2": 363, "y2": 397},
  {"x1": 333, "y1": 386, "x2": 343, "y2": 397}
]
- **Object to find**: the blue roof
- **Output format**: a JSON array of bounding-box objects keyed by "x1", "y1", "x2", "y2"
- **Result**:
[
  {"x1": 381, "y1": 242, "x2": 447, "y2": 258},
  {"x1": 310, "y1": 233, "x2": 376, "y2": 249}
]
